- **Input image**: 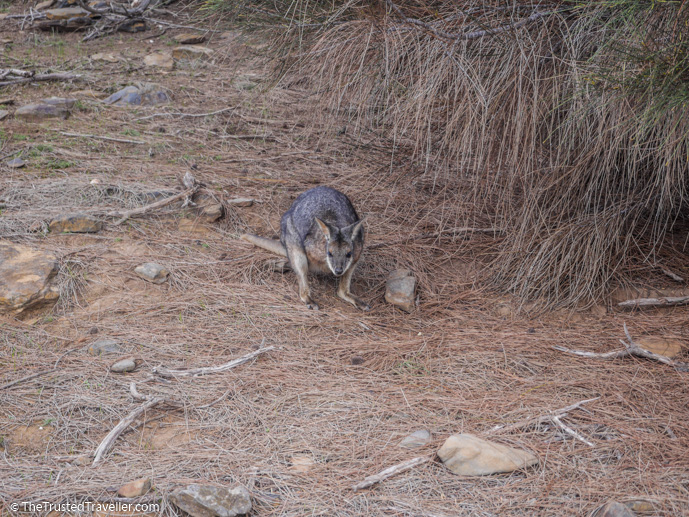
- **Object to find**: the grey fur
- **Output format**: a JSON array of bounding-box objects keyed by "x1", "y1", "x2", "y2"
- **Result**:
[{"x1": 241, "y1": 186, "x2": 369, "y2": 311}]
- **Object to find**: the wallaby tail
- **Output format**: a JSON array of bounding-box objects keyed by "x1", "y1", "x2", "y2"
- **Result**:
[{"x1": 240, "y1": 234, "x2": 287, "y2": 257}]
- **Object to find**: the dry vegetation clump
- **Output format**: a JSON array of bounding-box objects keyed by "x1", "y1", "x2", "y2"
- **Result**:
[{"x1": 250, "y1": 0, "x2": 689, "y2": 308}]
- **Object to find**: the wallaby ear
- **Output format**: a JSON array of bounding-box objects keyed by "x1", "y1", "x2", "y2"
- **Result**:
[
  {"x1": 314, "y1": 218, "x2": 332, "y2": 241},
  {"x1": 343, "y1": 219, "x2": 365, "y2": 240}
]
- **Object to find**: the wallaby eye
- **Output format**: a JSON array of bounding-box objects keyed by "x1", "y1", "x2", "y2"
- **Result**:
[
  {"x1": 328, "y1": 251, "x2": 333, "y2": 258},
  {"x1": 346, "y1": 252, "x2": 352, "y2": 258}
]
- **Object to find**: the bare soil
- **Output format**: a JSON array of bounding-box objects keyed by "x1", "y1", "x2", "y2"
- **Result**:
[{"x1": 1, "y1": 5, "x2": 688, "y2": 517}]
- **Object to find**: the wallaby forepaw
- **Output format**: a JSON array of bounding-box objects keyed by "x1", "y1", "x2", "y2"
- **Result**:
[
  {"x1": 357, "y1": 300, "x2": 371, "y2": 311},
  {"x1": 307, "y1": 302, "x2": 320, "y2": 310}
]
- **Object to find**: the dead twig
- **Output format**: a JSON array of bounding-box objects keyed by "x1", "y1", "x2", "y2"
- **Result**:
[
  {"x1": 661, "y1": 268, "x2": 684, "y2": 283},
  {"x1": 351, "y1": 456, "x2": 433, "y2": 491},
  {"x1": 0, "y1": 72, "x2": 82, "y2": 88},
  {"x1": 617, "y1": 295, "x2": 689, "y2": 309},
  {"x1": 153, "y1": 345, "x2": 275, "y2": 379},
  {"x1": 0, "y1": 369, "x2": 56, "y2": 390},
  {"x1": 489, "y1": 397, "x2": 600, "y2": 434},
  {"x1": 52, "y1": 131, "x2": 146, "y2": 145},
  {"x1": 553, "y1": 323, "x2": 688, "y2": 370},
  {"x1": 133, "y1": 107, "x2": 236, "y2": 122}
]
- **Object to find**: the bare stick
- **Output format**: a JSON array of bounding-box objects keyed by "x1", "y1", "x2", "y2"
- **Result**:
[
  {"x1": 153, "y1": 346, "x2": 275, "y2": 378},
  {"x1": 617, "y1": 295, "x2": 689, "y2": 308},
  {"x1": 554, "y1": 323, "x2": 687, "y2": 370},
  {"x1": 551, "y1": 415, "x2": 594, "y2": 447},
  {"x1": 53, "y1": 131, "x2": 146, "y2": 145},
  {"x1": 92, "y1": 396, "x2": 168, "y2": 466},
  {"x1": 661, "y1": 268, "x2": 684, "y2": 282},
  {"x1": 106, "y1": 187, "x2": 198, "y2": 225},
  {"x1": 489, "y1": 397, "x2": 600, "y2": 434},
  {"x1": 0, "y1": 369, "x2": 56, "y2": 390},
  {"x1": 0, "y1": 72, "x2": 82, "y2": 88},
  {"x1": 351, "y1": 456, "x2": 432, "y2": 491},
  {"x1": 133, "y1": 107, "x2": 235, "y2": 122}
]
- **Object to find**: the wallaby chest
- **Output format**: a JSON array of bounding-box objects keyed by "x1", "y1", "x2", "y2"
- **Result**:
[{"x1": 303, "y1": 232, "x2": 330, "y2": 274}]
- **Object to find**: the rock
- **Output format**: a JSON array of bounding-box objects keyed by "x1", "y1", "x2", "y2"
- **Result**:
[
  {"x1": 0, "y1": 97, "x2": 15, "y2": 105},
  {"x1": 144, "y1": 52, "x2": 174, "y2": 70},
  {"x1": 15, "y1": 103, "x2": 70, "y2": 121},
  {"x1": 173, "y1": 33, "x2": 207, "y2": 44},
  {"x1": 110, "y1": 357, "x2": 137, "y2": 373},
  {"x1": 0, "y1": 241, "x2": 59, "y2": 314},
  {"x1": 87, "y1": 339, "x2": 122, "y2": 356},
  {"x1": 350, "y1": 355, "x2": 364, "y2": 365},
  {"x1": 104, "y1": 84, "x2": 170, "y2": 107},
  {"x1": 624, "y1": 500, "x2": 655, "y2": 513},
  {"x1": 91, "y1": 52, "x2": 120, "y2": 63},
  {"x1": 399, "y1": 429, "x2": 431, "y2": 449},
  {"x1": 7, "y1": 158, "x2": 25, "y2": 168},
  {"x1": 172, "y1": 45, "x2": 213, "y2": 61},
  {"x1": 45, "y1": 7, "x2": 91, "y2": 19},
  {"x1": 118, "y1": 19, "x2": 146, "y2": 32},
  {"x1": 42, "y1": 97, "x2": 76, "y2": 109},
  {"x1": 49, "y1": 214, "x2": 102, "y2": 233},
  {"x1": 0, "y1": 110, "x2": 9, "y2": 121},
  {"x1": 385, "y1": 269, "x2": 416, "y2": 312},
  {"x1": 594, "y1": 501, "x2": 636, "y2": 517},
  {"x1": 437, "y1": 434, "x2": 538, "y2": 476},
  {"x1": 170, "y1": 484, "x2": 252, "y2": 517},
  {"x1": 35, "y1": 0, "x2": 56, "y2": 10},
  {"x1": 117, "y1": 478, "x2": 151, "y2": 498},
  {"x1": 228, "y1": 198, "x2": 254, "y2": 207},
  {"x1": 290, "y1": 455, "x2": 314, "y2": 472},
  {"x1": 193, "y1": 192, "x2": 224, "y2": 222},
  {"x1": 635, "y1": 336, "x2": 684, "y2": 358},
  {"x1": 135, "y1": 263, "x2": 169, "y2": 284}
]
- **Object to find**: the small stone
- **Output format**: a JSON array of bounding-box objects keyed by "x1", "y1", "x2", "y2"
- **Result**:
[
  {"x1": 399, "y1": 429, "x2": 431, "y2": 449},
  {"x1": 91, "y1": 52, "x2": 120, "y2": 63},
  {"x1": 49, "y1": 214, "x2": 102, "y2": 233},
  {"x1": 35, "y1": 0, "x2": 56, "y2": 10},
  {"x1": 228, "y1": 198, "x2": 254, "y2": 207},
  {"x1": 45, "y1": 7, "x2": 91, "y2": 19},
  {"x1": 117, "y1": 478, "x2": 151, "y2": 498},
  {"x1": 170, "y1": 484, "x2": 252, "y2": 517},
  {"x1": 173, "y1": 33, "x2": 207, "y2": 44},
  {"x1": 42, "y1": 97, "x2": 76, "y2": 109},
  {"x1": 7, "y1": 158, "x2": 25, "y2": 168},
  {"x1": 87, "y1": 339, "x2": 122, "y2": 356},
  {"x1": 289, "y1": 455, "x2": 314, "y2": 473},
  {"x1": 110, "y1": 357, "x2": 137, "y2": 373},
  {"x1": 385, "y1": 269, "x2": 416, "y2": 312},
  {"x1": 0, "y1": 241, "x2": 59, "y2": 314},
  {"x1": 104, "y1": 84, "x2": 170, "y2": 107},
  {"x1": 15, "y1": 103, "x2": 70, "y2": 121},
  {"x1": 635, "y1": 336, "x2": 684, "y2": 358},
  {"x1": 437, "y1": 434, "x2": 538, "y2": 476},
  {"x1": 172, "y1": 45, "x2": 214, "y2": 61},
  {"x1": 0, "y1": 110, "x2": 9, "y2": 121},
  {"x1": 193, "y1": 192, "x2": 224, "y2": 222},
  {"x1": 594, "y1": 501, "x2": 636, "y2": 517},
  {"x1": 88, "y1": 326, "x2": 99, "y2": 334},
  {"x1": 135, "y1": 263, "x2": 169, "y2": 284},
  {"x1": 350, "y1": 355, "x2": 364, "y2": 365},
  {"x1": 144, "y1": 52, "x2": 174, "y2": 70},
  {"x1": 118, "y1": 19, "x2": 146, "y2": 32},
  {"x1": 624, "y1": 500, "x2": 655, "y2": 513}
]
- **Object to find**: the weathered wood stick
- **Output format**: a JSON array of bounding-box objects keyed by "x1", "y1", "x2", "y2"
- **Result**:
[
  {"x1": 551, "y1": 415, "x2": 594, "y2": 447},
  {"x1": 153, "y1": 346, "x2": 275, "y2": 378},
  {"x1": 489, "y1": 397, "x2": 600, "y2": 434},
  {"x1": 92, "y1": 397, "x2": 167, "y2": 466},
  {"x1": 661, "y1": 268, "x2": 684, "y2": 282},
  {"x1": 55, "y1": 131, "x2": 146, "y2": 145},
  {"x1": 106, "y1": 187, "x2": 198, "y2": 225},
  {"x1": 0, "y1": 72, "x2": 82, "y2": 88},
  {"x1": 0, "y1": 369, "x2": 56, "y2": 390},
  {"x1": 617, "y1": 296, "x2": 689, "y2": 308},
  {"x1": 351, "y1": 456, "x2": 433, "y2": 491}
]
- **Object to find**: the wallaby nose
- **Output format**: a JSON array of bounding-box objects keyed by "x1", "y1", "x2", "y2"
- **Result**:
[{"x1": 335, "y1": 267, "x2": 344, "y2": 276}]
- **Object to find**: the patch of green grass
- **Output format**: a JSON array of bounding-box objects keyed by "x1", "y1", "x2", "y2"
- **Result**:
[
  {"x1": 45, "y1": 159, "x2": 74, "y2": 169},
  {"x1": 13, "y1": 134, "x2": 29, "y2": 141},
  {"x1": 122, "y1": 129, "x2": 141, "y2": 137},
  {"x1": 394, "y1": 358, "x2": 429, "y2": 377},
  {"x1": 29, "y1": 144, "x2": 54, "y2": 157}
]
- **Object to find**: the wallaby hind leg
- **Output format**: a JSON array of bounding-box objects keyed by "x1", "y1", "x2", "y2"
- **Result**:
[
  {"x1": 286, "y1": 245, "x2": 319, "y2": 310},
  {"x1": 337, "y1": 263, "x2": 370, "y2": 311}
]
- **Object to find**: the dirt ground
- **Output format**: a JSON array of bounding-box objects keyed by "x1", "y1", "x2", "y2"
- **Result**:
[{"x1": 1, "y1": 4, "x2": 688, "y2": 517}]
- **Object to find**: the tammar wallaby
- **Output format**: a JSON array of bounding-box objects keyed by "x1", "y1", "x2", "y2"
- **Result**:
[{"x1": 241, "y1": 186, "x2": 370, "y2": 311}]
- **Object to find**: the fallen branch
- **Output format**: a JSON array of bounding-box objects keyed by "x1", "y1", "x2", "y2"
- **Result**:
[
  {"x1": 53, "y1": 131, "x2": 146, "y2": 145},
  {"x1": 351, "y1": 456, "x2": 433, "y2": 491},
  {"x1": 133, "y1": 107, "x2": 236, "y2": 122},
  {"x1": 153, "y1": 346, "x2": 275, "y2": 378},
  {"x1": 553, "y1": 323, "x2": 688, "y2": 371},
  {"x1": 92, "y1": 395, "x2": 174, "y2": 466},
  {"x1": 0, "y1": 369, "x2": 56, "y2": 390},
  {"x1": 617, "y1": 295, "x2": 689, "y2": 309},
  {"x1": 551, "y1": 415, "x2": 594, "y2": 447},
  {"x1": 661, "y1": 268, "x2": 684, "y2": 283},
  {"x1": 0, "y1": 72, "x2": 82, "y2": 88},
  {"x1": 489, "y1": 397, "x2": 600, "y2": 434}
]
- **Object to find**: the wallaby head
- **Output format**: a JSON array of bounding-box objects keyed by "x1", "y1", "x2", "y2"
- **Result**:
[{"x1": 314, "y1": 218, "x2": 364, "y2": 277}]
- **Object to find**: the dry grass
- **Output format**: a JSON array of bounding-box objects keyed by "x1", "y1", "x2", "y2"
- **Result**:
[{"x1": 0, "y1": 3, "x2": 688, "y2": 517}]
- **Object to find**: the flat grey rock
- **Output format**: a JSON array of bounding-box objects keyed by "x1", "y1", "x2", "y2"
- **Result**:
[
  {"x1": 228, "y1": 198, "x2": 254, "y2": 207},
  {"x1": 135, "y1": 263, "x2": 169, "y2": 284},
  {"x1": 385, "y1": 269, "x2": 417, "y2": 312},
  {"x1": 0, "y1": 110, "x2": 9, "y2": 121},
  {"x1": 7, "y1": 157, "x2": 25, "y2": 168},
  {"x1": 110, "y1": 357, "x2": 137, "y2": 373},
  {"x1": 87, "y1": 339, "x2": 122, "y2": 356},
  {"x1": 15, "y1": 103, "x2": 70, "y2": 121},
  {"x1": 399, "y1": 429, "x2": 431, "y2": 449},
  {"x1": 41, "y1": 97, "x2": 76, "y2": 109},
  {"x1": 0, "y1": 241, "x2": 59, "y2": 314},
  {"x1": 438, "y1": 434, "x2": 538, "y2": 476},
  {"x1": 170, "y1": 484, "x2": 251, "y2": 517},
  {"x1": 49, "y1": 214, "x2": 102, "y2": 233},
  {"x1": 104, "y1": 84, "x2": 170, "y2": 107}
]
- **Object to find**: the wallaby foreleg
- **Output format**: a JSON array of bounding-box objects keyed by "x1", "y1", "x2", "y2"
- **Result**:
[
  {"x1": 287, "y1": 246, "x2": 319, "y2": 310},
  {"x1": 337, "y1": 263, "x2": 370, "y2": 311}
]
